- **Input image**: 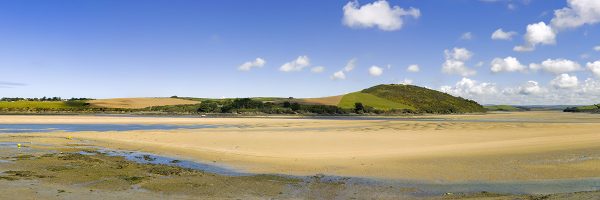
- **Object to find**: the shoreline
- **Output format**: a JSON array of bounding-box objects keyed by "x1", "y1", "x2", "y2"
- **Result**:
[
  {"x1": 2, "y1": 136, "x2": 600, "y2": 198},
  {"x1": 0, "y1": 111, "x2": 598, "y2": 181},
  {"x1": 1, "y1": 112, "x2": 600, "y2": 198}
]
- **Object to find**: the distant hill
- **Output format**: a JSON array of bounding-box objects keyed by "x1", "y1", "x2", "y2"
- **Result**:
[
  {"x1": 334, "y1": 84, "x2": 485, "y2": 114},
  {"x1": 0, "y1": 84, "x2": 486, "y2": 114},
  {"x1": 484, "y1": 105, "x2": 528, "y2": 112}
]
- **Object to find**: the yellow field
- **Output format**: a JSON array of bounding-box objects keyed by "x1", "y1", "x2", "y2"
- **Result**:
[
  {"x1": 88, "y1": 98, "x2": 199, "y2": 109},
  {"x1": 298, "y1": 95, "x2": 343, "y2": 105}
]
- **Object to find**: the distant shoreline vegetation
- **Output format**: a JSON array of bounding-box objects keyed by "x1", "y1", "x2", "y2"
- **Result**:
[
  {"x1": 564, "y1": 104, "x2": 600, "y2": 113},
  {"x1": 0, "y1": 84, "x2": 486, "y2": 115}
]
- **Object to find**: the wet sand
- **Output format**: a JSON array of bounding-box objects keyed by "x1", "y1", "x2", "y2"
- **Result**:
[{"x1": 1, "y1": 111, "x2": 599, "y2": 182}]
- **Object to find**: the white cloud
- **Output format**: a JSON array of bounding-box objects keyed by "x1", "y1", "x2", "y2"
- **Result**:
[
  {"x1": 279, "y1": 56, "x2": 310, "y2": 72},
  {"x1": 331, "y1": 70, "x2": 346, "y2": 80},
  {"x1": 442, "y1": 48, "x2": 476, "y2": 76},
  {"x1": 446, "y1": 47, "x2": 473, "y2": 61},
  {"x1": 490, "y1": 56, "x2": 527, "y2": 73},
  {"x1": 368, "y1": 66, "x2": 384, "y2": 76},
  {"x1": 551, "y1": 0, "x2": 600, "y2": 30},
  {"x1": 580, "y1": 78, "x2": 600, "y2": 94},
  {"x1": 437, "y1": 78, "x2": 600, "y2": 105},
  {"x1": 238, "y1": 58, "x2": 266, "y2": 71},
  {"x1": 407, "y1": 64, "x2": 420, "y2": 72},
  {"x1": 518, "y1": 81, "x2": 544, "y2": 95},
  {"x1": 491, "y1": 28, "x2": 517, "y2": 40},
  {"x1": 514, "y1": 22, "x2": 556, "y2": 52},
  {"x1": 476, "y1": 61, "x2": 484, "y2": 67},
  {"x1": 311, "y1": 66, "x2": 325, "y2": 73},
  {"x1": 529, "y1": 58, "x2": 582, "y2": 74},
  {"x1": 399, "y1": 79, "x2": 413, "y2": 85},
  {"x1": 344, "y1": 58, "x2": 357, "y2": 72},
  {"x1": 460, "y1": 32, "x2": 473, "y2": 40},
  {"x1": 440, "y1": 78, "x2": 497, "y2": 98},
  {"x1": 330, "y1": 58, "x2": 357, "y2": 81},
  {"x1": 587, "y1": 61, "x2": 600, "y2": 77},
  {"x1": 342, "y1": 0, "x2": 420, "y2": 31},
  {"x1": 594, "y1": 45, "x2": 600, "y2": 51},
  {"x1": 551, "y1": 73, "x2": 579, "y2": 89}
]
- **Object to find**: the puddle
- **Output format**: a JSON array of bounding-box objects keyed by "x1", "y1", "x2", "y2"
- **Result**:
[
  {"x1": 94, "y1": 148, "x2": 248, "y2": 176},
  {"x1": 0, "y1": 124, "x2": 219, "y2": 133}
]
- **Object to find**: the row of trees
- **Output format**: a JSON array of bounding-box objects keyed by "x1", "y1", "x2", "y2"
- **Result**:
[
  {"x1": 148, "y1": 98, "x2": 416, "y2": 115},
  {"x1": 564, "y1": 104, "x2": 600, "y2": 113}
]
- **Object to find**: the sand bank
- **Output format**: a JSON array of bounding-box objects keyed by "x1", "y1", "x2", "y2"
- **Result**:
[{"x1": 3, "y1": 111, "x2": 600, "y2": 181}]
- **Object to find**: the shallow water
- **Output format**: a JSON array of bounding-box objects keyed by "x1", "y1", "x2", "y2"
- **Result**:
[
  {"x1": 0, "y1": 124, "x2": 217, "y2": 133},
  {"x1": 93, "y1": 148, "x2": 248, "y2": 176}
]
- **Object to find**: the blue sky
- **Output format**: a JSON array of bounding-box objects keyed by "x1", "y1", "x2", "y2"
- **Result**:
[{"x1": 1, "y1": 0, "x2": 600, "y2": 105}]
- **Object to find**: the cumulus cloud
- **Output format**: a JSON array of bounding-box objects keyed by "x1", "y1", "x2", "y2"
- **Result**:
[
  {"x1": 518, "y1": 81, "x2": 544, "y2": 95},
  {"x1": 529, "y1": 58, "x2": 582, "y2": 74},
  {"x1": 279, "y1": 56, "x2": 310, "y2": 72},
  {"x1": 342, "y1": 0, "x2": 420, "y2": 31},
  {"x1": 513, "y1": 0, "x2": 600, "y2": 52},
  {"x1": 490, "y1": 56, "x2": 527, "y2": 73},
  {"x1": 440, "y1": 78, "x2": 497, "y2": 99},
  {"x1": 330, "y1": 58, "x2": 358, "y2": 81},
  {"x1": 514, "y1": 22, "x2": 556, "y2": 52},
  {"x1": 407, "y1": 64, "x2": 420, "y2": 72},
  {"x1": 491, "y1": 28, "x2": 517, "y2": 40},
  {"x1": 460, "y1": 32, "x2": 473, "y2": 40},
  {"x1": 331, "y1": 71, "x2": 346, "y2": 80},
  {"x1": 438, "y1": 77, "x2": 600, "y2": 105},
  {"x1": 587, "y1": 61, "x2": 600, "y2": 77},
  {"x1": 238, "y1": 58, "x2": 266, "y2": 71},
  {"x1": 368, "y1": 66, "x2": 383, "y2": 76},
  {"x1": 551, "y1": 0, "x2": 600, "y2": 30},
  {"x1": 442, "y1": 48, "x2": 476, "y2": 76},
  {"x1": 311, "y1": 66, "x2": 325, "y2": 73},
  {"x1": 551, "y1": 73, "x2": 579, "y2": 89},
  {"x1": 594, "y1": 45, "x2": 600, "y2": 51}
]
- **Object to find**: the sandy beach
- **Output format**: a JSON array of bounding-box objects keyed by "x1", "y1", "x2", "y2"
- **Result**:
[{"x1": 2, "y1": 111, "x2": 600, "y2": 182}]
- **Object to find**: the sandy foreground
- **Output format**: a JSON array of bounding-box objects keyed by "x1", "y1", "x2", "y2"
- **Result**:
[{"x1": 2, "y1": 111, "x2": 600, "y2": 182}]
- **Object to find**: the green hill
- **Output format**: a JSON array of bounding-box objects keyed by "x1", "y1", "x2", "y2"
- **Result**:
[
  {"x1": 338, "y1": 84, "x2": 485, "y2": 114},
  {"x1": 338, "y1": 92, "x2": 414, "y2": 110}
]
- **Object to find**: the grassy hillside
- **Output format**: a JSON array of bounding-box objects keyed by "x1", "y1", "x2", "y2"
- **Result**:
[
  {"x1": 348, "y1": 84, "x2": 485, "y2": 113},
  {"x1": 484, "y1": 105, "x2": 527, "y2": 112},
  {"x1": 338, "y1": 92, "x2": 413, "y2": 110}
]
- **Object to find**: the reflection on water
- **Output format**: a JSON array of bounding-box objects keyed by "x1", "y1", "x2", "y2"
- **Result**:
[{"x1": 0, "y1": 124, "x2": 217, "y2": 133}]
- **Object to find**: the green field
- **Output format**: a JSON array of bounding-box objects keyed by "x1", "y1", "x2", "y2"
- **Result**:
[
  {"x1": 0, "y1": 101, "x2": 88, "y2": 109},
  {"x1": 337, "y1": 92, "x2": 413, "y2": 110}
]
